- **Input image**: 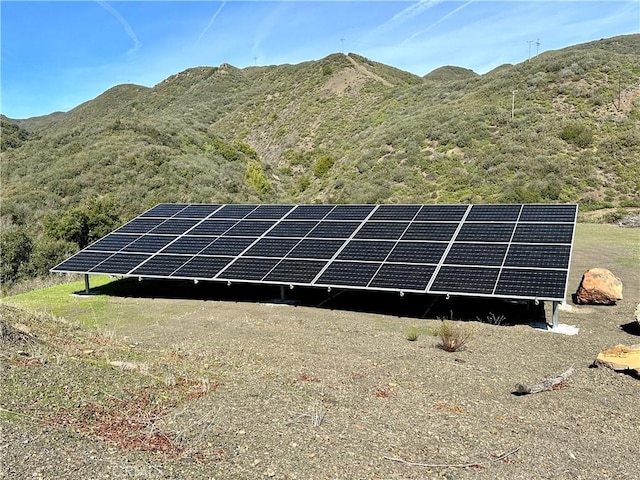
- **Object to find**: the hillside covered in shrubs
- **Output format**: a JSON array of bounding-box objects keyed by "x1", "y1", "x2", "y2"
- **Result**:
[{"x1": 1, "y1": 34, "x2": 639, "y2": 285}]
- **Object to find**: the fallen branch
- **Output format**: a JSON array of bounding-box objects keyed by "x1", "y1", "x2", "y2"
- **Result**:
[
  {"x1": 515, "y1": 366, "x2": 575, "y2": 395},
  {"x1": 383, "y1": 446, "x2": 521, "y2": 469}
]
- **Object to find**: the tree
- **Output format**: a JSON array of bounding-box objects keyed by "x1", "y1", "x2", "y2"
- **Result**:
[
  {"x1": 44, "y1": 198, "x2": 122, "y2": 249},
  {"x1": 0, "y1": 227, "x2": 33, "y2": 284}
]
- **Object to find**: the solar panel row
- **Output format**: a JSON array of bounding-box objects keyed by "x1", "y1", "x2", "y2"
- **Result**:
[{"x1": 52, "y1": 203, "x2": 577, "y2": 301}]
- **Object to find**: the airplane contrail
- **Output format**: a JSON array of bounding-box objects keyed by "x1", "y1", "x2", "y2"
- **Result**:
[
  {"x1": 377, "y1": 0, "x2": 443, "y2": 33},
  {"x1": 97, "y1": 1, "x2": 142, "y2": 54},
  {"x1": 401, "y1": 0, "x2": 474, "y2": 46},
  {"x1": 199, "y1": 2, "x2": 226, "y2": 40}
]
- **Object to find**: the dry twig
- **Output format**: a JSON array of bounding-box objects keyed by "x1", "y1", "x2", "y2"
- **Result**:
[{"x1": 515, "y1": 367, "x2": 575, "y2": 395}]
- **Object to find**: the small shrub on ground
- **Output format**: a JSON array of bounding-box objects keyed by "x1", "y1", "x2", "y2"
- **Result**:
[
  {"x1": 434, "y1": 320, "x2": 470, "y2": 352},
  {"x1": 404, "y1": 325, "x2": 425, "y2": 341}
]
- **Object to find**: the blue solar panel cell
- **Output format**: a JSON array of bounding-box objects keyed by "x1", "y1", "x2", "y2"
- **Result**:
[
  {"x1": 90, "y1": 253, "x2": 150, "y2": 274},
  {"x1": 415, "y1": 205, "x2": 467, "y2": 221},
  {"x1": 246, "y1": 205, "x2": 294, "y2": 219},
  {"x1": 401, "y1": 223, "x2": 458, "y2": 241},
  {"x1": 150, "y1": 219, "x2": 200, "y2": 235},
  {"x1": 466, "y1": 204, "x2": 521, "y2": 222},
  {"x1": 218, "y1": 257, "x2": 280, "y2": 281},
  {"x1": 226, "y1": 221, "x2": 276, "y2": 237},
  {"x1": 54, "y1": 251, "x2": 113, "y2": 271},
  {"x1": 337, "y1": 240, "x2": 394, "y2": 262},
  {"x1": 173, "y1": 256, "x2": 234, "y2": 279},
  {"x1": 210, "y1": 204, "x2": 258, "y2": 219},
  {"x1": 325, "y1": 205, "x2": 375, "y2": 220},
  {"x1": 141, "y1": 204, "x2": 189, "y2": 217},
  {"x1": 285, "y1": 205, "x2": 334, "y2": 220},
  {"x1": 456, "y1": 223, "x2": 515, "y2": 242},
  {"x1": 444, "y1": 243, "x2": 508, "y2": 266},
  {"x1": 162, "y1": 236, "x2": 216, "y2": 254},
  {"x1": 355, "y1": 222, "x2": 409, "y2": 240},
  {"x1": 505, "y1": 244, "x2": 571, "y2": 269},
  {"x1": 173, "y1": 204, "x2": 221, "y2": 218},
  {"x1": 519, "y1": 205, "x2": 577, "y2": 223},
  {"x1": 512, "y1": 224, "x2": 574, "y2": 244},
  {"x1": 201, "y1": 237, "x2": 255, "y2": 256},
  {"x1": 266, "y1": 221, "x2": 318, "y2": 238},
  {"x1": 122, "y1": 235, "x2": 176, "y2": 253},
  {"x1": 189, "y1": 220, "x2": 236, "y2": 236},
  {"x1": 286, "y1": 239, "x2": 344, "y2": 259},
  {"x1": 496, "y1": 269, "x2": 567, "y2": 299},
  {"x1": 316, "y1": 261, "x2": 381, "y2": 287},
  {"x1": 116, "y1": 218, "x2": 165, "y2": 234},
  {"x1": 243, "y1": 238, "x2": 299, "y2": 257},
  {"x1": 130, "y1": 255, "x2": 191, "y2": 276},
  {"x1": 431, "y1": 266, "x2": 500, "y2": 294},
  {"x1": 264, "y1": 260, "x2": 327, "y2": 283},
  {"x1": 387, "y1": 242, "x2": 448, "y2": 264},
  {"x1": 370, "y1": 205, "x2": 421, "y2": 221},
  {"x1": 308, "y1": 221, "x2": 360, "y2": 239},
  {"x1": 369, "y1": 264, "x2": 435, "y2": 291},
  {"x1": 86, "y1": 234, "x2": 139, "y2": 252}
]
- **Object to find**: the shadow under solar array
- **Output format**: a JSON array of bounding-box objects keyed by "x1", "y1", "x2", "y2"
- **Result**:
[{"x1": 52, "y1": 203, "x2": 578, "y2": 301}]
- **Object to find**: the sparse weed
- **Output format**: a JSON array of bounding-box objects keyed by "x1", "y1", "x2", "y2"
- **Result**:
[
  {"x1": 433, "y1": 320, "x2": 470, "y2": 352},
  {"x1": 404, "y1": 325, "x2": 423, "y2": 341},
  {"x1": 478, "y1": 312, "x2": 506, "y2": 326}
]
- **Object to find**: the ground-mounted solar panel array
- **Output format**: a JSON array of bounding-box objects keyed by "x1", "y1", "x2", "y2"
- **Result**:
[{"x1": 52, "y1": 203, "x2": 578, "y2": 302}]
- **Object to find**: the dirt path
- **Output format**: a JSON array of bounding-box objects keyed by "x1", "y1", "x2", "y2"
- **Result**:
[{"x1": 346, "y1": 53, "x2": 394, "y2": 87}]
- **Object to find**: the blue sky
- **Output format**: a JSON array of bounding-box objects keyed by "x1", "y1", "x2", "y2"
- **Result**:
[{"x1": 1, "y1": 1, "x2": 638, "y2": 119}]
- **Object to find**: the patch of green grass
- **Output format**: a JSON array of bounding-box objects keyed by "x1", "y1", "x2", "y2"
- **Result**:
[
  {"x1": 574, "y1": 224, "x2": 640, "y2": 268},
  {"x1": 3, "y1": 275, "x2": 114, "y2": 327}
]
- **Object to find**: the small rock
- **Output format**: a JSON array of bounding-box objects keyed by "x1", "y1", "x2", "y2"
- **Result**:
[
  {"x1": 594, "y1": 344, "x2": 640, "y2": 377},
  {"x1": 635, "y1": 303, "x2": 640, "y2": 327},
  {"x1": 575, "y1": 268, "x2": 623, "y2": 305},
  {"x1": 109, "y1": 361, "x2": 140, "y2": 371}
]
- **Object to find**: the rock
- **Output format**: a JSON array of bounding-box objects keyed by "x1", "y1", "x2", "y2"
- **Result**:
[
  {"x1": 575, "y1": 268, "x2": 623, "y2": 305},
  {"x1": 636, "y1": 303, "x2": 640, "y2": 326},
  {"x1": 595, "y1": 344, "x2": 640, "y2": 377}
]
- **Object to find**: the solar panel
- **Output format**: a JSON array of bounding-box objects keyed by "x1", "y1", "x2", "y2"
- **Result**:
[{"x1": 52, "y1": 203, "x2": 577, "y2": 302}]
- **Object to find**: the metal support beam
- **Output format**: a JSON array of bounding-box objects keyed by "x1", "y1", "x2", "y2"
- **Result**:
[
  {"x1": 551, "y1": 301, "x2": 559, "y2": 329},
  {"x1": 84, "y1": 274, "x2": 90, "y2": 295},
  {"x1": 280, "y1": 285, "x2": 286, "y2": 301}
]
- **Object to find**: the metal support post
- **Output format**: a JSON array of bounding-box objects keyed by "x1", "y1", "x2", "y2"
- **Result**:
[
  {"x1": 551, "y1": 301, "x2": 559, "y2": 329},
  {"x1": 84, "y1": 274, "x2": 90, "y2": 295},
  {"x1": 280, "y1": 285, "x2": 286, "y2": 301}
]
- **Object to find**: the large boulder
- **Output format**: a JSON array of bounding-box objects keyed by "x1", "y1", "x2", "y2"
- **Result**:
[{"x1": 575, "y1": 268, "x2": 623, "y2": 305}]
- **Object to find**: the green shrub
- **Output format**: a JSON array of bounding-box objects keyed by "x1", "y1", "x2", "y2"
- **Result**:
[
  {"x1": 560, "y1": 123, "x2": 593, "y2": 148},
  {"x1": 245, "y1": 160, "x2": 271, "y2": 194},
  {"x1": 313, "y1": 155, "x2": 335, "y2": 178}
]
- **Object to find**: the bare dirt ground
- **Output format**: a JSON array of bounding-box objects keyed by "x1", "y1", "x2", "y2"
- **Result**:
[{"x1": 2, "y1": 224, "x2": 639, "y2": 479}]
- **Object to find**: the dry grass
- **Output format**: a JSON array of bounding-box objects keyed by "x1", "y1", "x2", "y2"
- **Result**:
[{"x1": 433, "y1": 320, "x2": 471, "y2": 352}]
